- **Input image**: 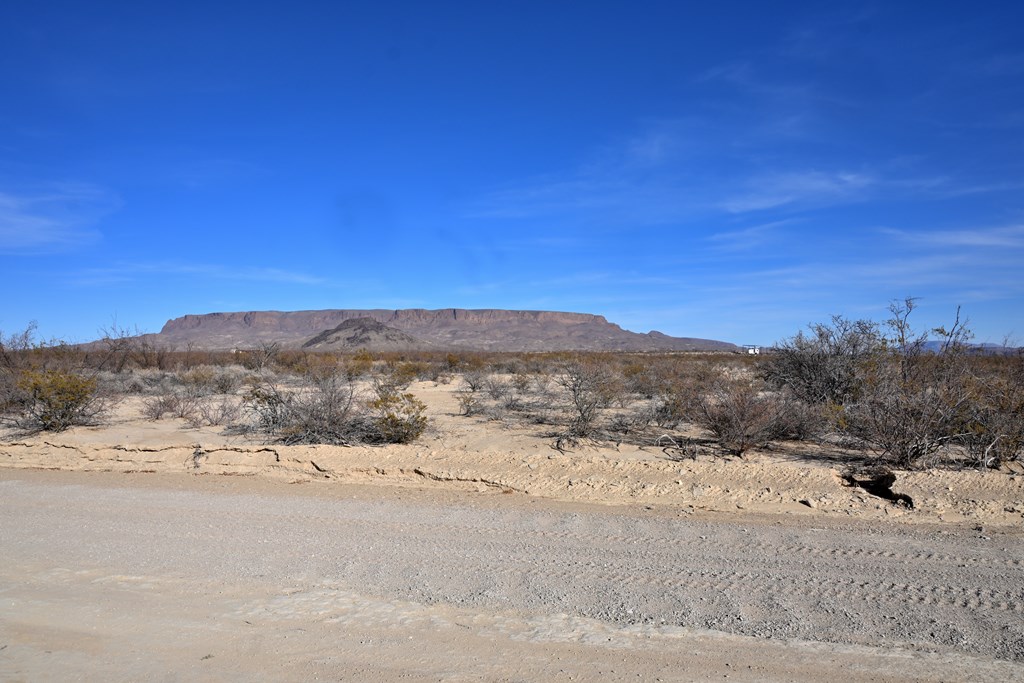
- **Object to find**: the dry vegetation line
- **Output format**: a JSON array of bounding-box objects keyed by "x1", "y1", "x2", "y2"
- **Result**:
[{"x1": 2, "y1": 472, "x2": 1023, "y2": 681}]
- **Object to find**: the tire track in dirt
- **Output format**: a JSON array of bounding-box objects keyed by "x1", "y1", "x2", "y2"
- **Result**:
[
  {"x1": 2, "y1": 474, "x2": 1022, "y2": 663},
  {"x1": 212, "y1": 494, "x2": 1024, "y2": 659}
]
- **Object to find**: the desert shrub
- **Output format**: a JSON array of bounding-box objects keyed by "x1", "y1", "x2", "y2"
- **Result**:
[
  {"x1": 762, "y1": 316, "x2": 882, "y2": 406},
  {"x1": 245, "y1": 372, "x2": 362, "y2": 445},
  {"x1": 650, "y1": 394, "x2": 691, "y2": 429},
  {"x1": 133, "y1": 369, "x2": 183, "y2": 395},
  {"x1": 93, "y1": 323, "x2": 141, "y2": 373},
  {"x1": 606, "y1": 409, "x2": 649, "y2": 437},
  {"x1": 288, "y1": 352, "x2": 343, "y2": 379},
  {"x1": 476, "y1": 375, "x2": 530, "y2": 416},
  {"x1": 236, "y1": 342, "x2": 281, "y2": 372},
  {"x1": 525, "y1": 373, "x2": 558, "y2": 423},
  {"x1": 243, "y1": 369, "x2": 428, "y2": 446},
  {"x1": 692, "y1": 377, "x2": 781, "y2": 457},
  {"x1": 389, "y1": 361, "x2": 429, "y2": 386},
  {"x1": 116, "y1": 372, "x2": 148, "y2": 395},
  {"x1": 461, "y1": 370, "x2": 489, "y2": 394},
  {"x1": 370, "y1": 390, "x2": 428, "y2": 443},
  {"x1": 141, "y1": 394, "x2": 177, "y2": 420},
  {"x1": 463, "y1": 370, "x2": 552, "y2": 422},
  {"x1": 133, "y1": 337, "x2": 175, "y2": 371},
  {"x1": 455, "y1": 371, "x2": 487, "y2": 416},
  {"x1": 13, "y1": 369, "x2": 105, "y2": 432},
  {"x1": 243, "y1": 383, "x2": 289, "y2": 434},
  {"x1": 210, "y1": 366, "x2": 246, "y2": 394},
  {"x1": 490, "y1": 356, "x2": 527, "y2": 375},
  {"x1": 0, "y1": 324, "x2": 40, "y2": 412},
  {"x1": 142, "y1": 387, "x2": 205, "y2": 420},
  {"x1": 770, "y1": 396, "x2": 826, "y2": 441},
  {"x1": 840, "y1": 300, "x2": 976, "y2": 469},
  {"x1": 175, "y1": 364, "x2": 246, "y2": 395},
  {"x1": 180, "y1": 365, "x2": 217, "y2": 391},
  {"x1": 484, "y1": 375, "x2": 514, "y2": 402},
  {"x1": 762, "y1": 300, "x2": 1022, "y2": 469},
  {"x1": 187, "y1": 396, "x2": 242, "y2": 428},
  {"x1": 634, "y1": 360, "x2": 708, "y2": 430},
  {"x1": 555, "y1": 359, "x2": 622, "y2": 438},
  {"x1": 510, "y1": 372, "x2": 533, "y2": 404},
  {"x1": 456, "y1": 391, "x2": 485, "y2": 416},
  {"x1": 344, "y1": 350, "x2": 375, "y2": 379},
  {"x1": 961, "y1": 360, "x2": 1024, "y2": 467},
  {"x1": 372, "y1": 361, "x2": 424, "y2": 397},
  {"x1": 622, "y1": 361, "x2": 659, "y2": 398}
]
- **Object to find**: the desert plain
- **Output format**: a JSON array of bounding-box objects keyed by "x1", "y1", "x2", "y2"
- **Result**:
[{"x1": 2, "y1": 376, "x2": 1023, "y2": 682}]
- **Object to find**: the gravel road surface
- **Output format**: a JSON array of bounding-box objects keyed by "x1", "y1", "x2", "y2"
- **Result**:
[{"x1": 2, "y1": 470, "x2": 1022, "y2": 682}]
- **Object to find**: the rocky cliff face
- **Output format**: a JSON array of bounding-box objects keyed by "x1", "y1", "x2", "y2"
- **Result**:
[
  {"x1": 153, "y1": 308, "x2": 736, "y2": 352},
  {"x1": 162, "y1": 309, "x2": 607, "y2": 333}
]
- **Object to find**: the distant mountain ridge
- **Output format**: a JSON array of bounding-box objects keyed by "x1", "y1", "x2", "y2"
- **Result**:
[{"x1": 150, "y1": 308, "x2": 738, "y2": 352}]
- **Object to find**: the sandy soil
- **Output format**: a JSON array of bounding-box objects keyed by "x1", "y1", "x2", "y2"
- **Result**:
[
  {"x1": 2, "y1": 380, "x2": 1023, "y2": 680},
  {"x1": 3, "y1": 382, "x2": 1023, "y2": 527}
]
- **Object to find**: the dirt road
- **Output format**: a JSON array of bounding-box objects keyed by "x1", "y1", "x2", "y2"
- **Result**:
[{"x1": 2, "y1": 470, "x2": 1022, "y2": 682}]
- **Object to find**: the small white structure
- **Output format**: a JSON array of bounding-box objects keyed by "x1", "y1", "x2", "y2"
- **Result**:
[{"x1": 742, "y1": 345, "x2": 761, "y2": 355}]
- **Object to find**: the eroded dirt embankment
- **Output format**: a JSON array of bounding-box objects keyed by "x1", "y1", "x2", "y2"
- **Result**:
[{"x1": 3, "y1": 433, "x2": 1022, "y2": 527}]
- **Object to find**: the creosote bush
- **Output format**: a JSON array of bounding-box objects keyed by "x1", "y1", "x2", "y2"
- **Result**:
[
  {"x1": 14, "y1": 369, "x2": 105, "y2": 432},
  {"x1": 370, "y1": 390, "x2": 427, "y2": 444}
]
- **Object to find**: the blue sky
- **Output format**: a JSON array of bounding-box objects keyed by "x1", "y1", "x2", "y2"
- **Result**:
[{"x1": 2, "y1": 2, "x2": 1023, "y2": 346}]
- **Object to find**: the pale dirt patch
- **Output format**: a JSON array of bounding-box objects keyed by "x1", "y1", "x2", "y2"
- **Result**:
[{"x1": 2, "y1": 470, "x2": 1023, "y2": 682}]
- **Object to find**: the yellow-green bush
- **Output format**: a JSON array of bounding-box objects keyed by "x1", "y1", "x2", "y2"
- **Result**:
[
  {"x1": 15, "y1": 369, "x2": 103, "y2": 432},
  {"x1": 371, "y1": 391, "x2": 427, "y2": 443}
]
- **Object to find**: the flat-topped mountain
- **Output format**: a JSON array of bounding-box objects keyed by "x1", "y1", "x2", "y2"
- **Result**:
[{"x1": 152, "y1": 308, "x2": 737, "y2": 352}]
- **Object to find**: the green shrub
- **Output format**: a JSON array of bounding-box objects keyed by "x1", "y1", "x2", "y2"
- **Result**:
[
  {"x1": 14, "y1": 369, "x2": 104, "y2": 432},
  {"x1": 371, "y1": 391, "x2": 428, "y2": 443}
]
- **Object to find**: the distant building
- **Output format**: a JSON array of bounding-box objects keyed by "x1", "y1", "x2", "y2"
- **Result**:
[{"x1": 742, "y1": 344, "x2": 761, "y2": 355}]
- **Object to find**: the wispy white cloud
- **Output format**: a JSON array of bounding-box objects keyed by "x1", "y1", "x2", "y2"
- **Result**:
[
  {"x1": 466, "y1": 173, "x2": 702, "y2": 225},
  {"x1": 0, "y1": 182, "x2": 118, "y2": 253},
  {"x1": 725, "y1": 249, "x2": 1024, "y2": 307},
  {"x1": 880, "y1": 224, "x2": 1024, "y2": 249},
  {"x1": 696, "y1": 60, "x2": 814, "y2": 102},
  {"x1": 463, "y1": 119, "x2": 712, "y2": 224},
  {"x1": 935, "y1": 180, "x2": 1024, "y2": 197},
  {"x1": 455, "y1": 270, "x2": 679, "y2": 298},
  {"x1": 706, "y1": 219, "x2": 796, "y2": 250},
  {"x1": 720, "y1": 170, "x2": 875, "y2": 213},
  {"x1": 67, "y1": 262, "x2": 328, "y2": 287}
]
